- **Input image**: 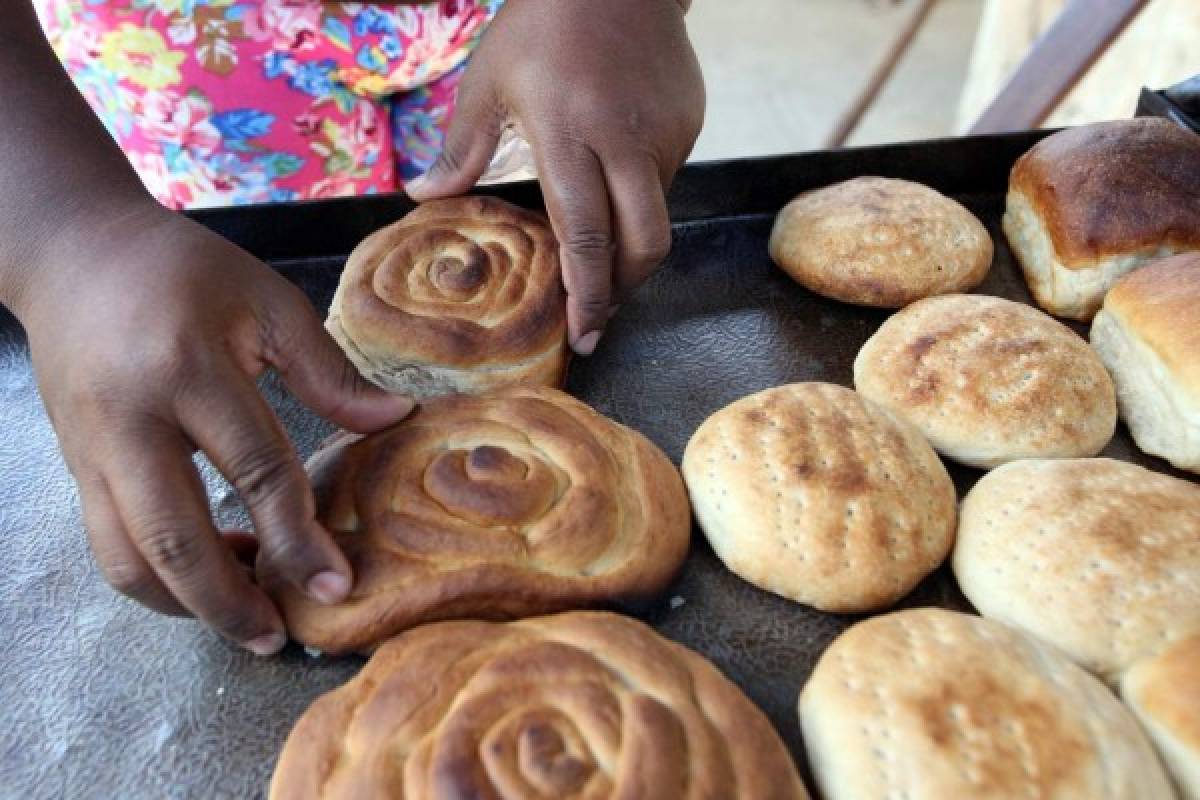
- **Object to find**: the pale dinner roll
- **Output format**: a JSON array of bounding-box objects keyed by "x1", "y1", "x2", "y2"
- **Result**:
[
  {"x1": 954, "y1": 458, "x2": 1200, "y2": 683},
  {"x1": 1003, "y1": 118, "x2": 1200, "y2": 321},
  {"x1": 271, "y1": 612, "x2": 810, "y2": 800},
  {"x1": 1122, "y1": 633, "x2": 1200, "y2": 800},
  {"x1": 800, "y1": 608, "x2": 1174, "y2": 800},
  {"x1": 854, "y1": 293, "x2": 1116, "y2": 468},
  {"x1": 1091, "y1": 253, "x2": 1200, "y2": 473},
  {"x1": 680, "y1": 382, "x2": 956, "y2": 612},
  {"x1": 768, "y1": 176, "x2": 993, "y2": 308},
  {"x1": 327, "y1": 196, "x2": 568, "y2": 398}
]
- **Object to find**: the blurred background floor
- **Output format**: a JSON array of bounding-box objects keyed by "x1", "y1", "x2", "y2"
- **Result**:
[
  {"x1": 686, "y1": 0, "x2": 985, "y2": 161},
  {"x1": 686, "y1": 0, "x2": 1198, "y2": 161}
]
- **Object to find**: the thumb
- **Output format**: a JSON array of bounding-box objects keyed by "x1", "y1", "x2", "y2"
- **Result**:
[
  {"x1": 406, "y1": 81, "x2": 504, "y2": 200},
  {"x1": 262, "y1": 289, "x2": 415, "y2": 433}
]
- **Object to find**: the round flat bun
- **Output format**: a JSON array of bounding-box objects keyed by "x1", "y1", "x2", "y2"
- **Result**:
[
  {"x1": 327, "y1": 196, "x2": 568, "y2": 398},
  {"x1": 768, "y1": 176, "x2": 993, "y2": 308},
  {"x1": 681, "y1": 382, "x2": 956, "y2": 612},
  {"x1": 1122, "y1": 633, "x2": 1200, "y2": 800},
  {"x1": 1091, "y1": 252, "x2": 1200, "y2": 473},
  {"x1": 954, "y1": 458, "x2": 1200, "y2": 682},
  {"x1": 270, "y1": 612, "x2": 810, "y2": 800},
  {"x1": 799, "y1": 608, "x2": 1174, "y2": 800},
  {"x1": 260, "y1": 387, "x2": 691, "y2": 654},
  {"x1": 854, "y1": 293, "x2": 1116, "y2": 468}
]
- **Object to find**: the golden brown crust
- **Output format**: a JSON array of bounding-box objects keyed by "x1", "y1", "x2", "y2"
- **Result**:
[
  {"x1": 799, "y1": 609, "x2": 1174, "y2": 800},
  {"x1": 769, "y1": 177, "x2": 993, "y2": 308},
  {"x1": 954, "y1": 458, "x2": 1200, "y2": 682},
  {"x1": 854, "y1": 294, "x2": 1116, "y2": 467},
  {"x1": 1102, "y1": 252, "x2": 1200, "y2": 398},
  {"x1": 269, "y1": 612, "x2": 809, "y2": 800},
  {"x1": 327, "y1": 196, "x2": 568, "y2": 394},
  {"x1": 261, "y1": 387, "x2": 691, "y2": 654},
  {"x1": 682, "y1": 383, "x2": 956, "y2": 612},
  {"x1": 1009, "y1": 119, "x2": 1200, "y2": 268},
  {"x1": 1124, "y1": 633, "x2": 1200, "y2": 757}
]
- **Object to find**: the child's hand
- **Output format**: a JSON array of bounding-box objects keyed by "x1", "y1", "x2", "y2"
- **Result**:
[
  {"x1": 17, "y1": 205, "x2": 413, "y2": 655},
  {"x1": 406, "y1": 0, "x2": 705, "y2": 355}
]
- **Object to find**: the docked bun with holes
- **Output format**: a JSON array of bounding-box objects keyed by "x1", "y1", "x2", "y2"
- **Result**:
[
  {"x1": 769, "y1": 176, "x2": 992, "y2": 308},
  {"x1": 682, "y1": 382, "x2": 956, "y2": 612},
  {"x1": 800, "y1": 608, "x2": 1174, "y2": 800},
  {"x1": 855, "y1": 293, "x2": 1116, "y2": 468}
]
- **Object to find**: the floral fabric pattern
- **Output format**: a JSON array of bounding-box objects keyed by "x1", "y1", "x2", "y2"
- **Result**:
[{"x1": 35, "y1": 0, "x2": 503, "y2": 208}]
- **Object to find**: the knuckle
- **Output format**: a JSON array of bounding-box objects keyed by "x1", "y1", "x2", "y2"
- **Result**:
[
  {"x1": 207, "y1": 603, "x2": 267, "y2": 644},
  {"x1": 571, "y1": 292, "x2": 611, "y2": 317},
  {"x1": 228, "y1": 442, "x2": 296, "y2": 510},
  {"x1": 259, "y1": 533, "x2": 319, "y2": 576},
  {"x1": 629, "y1": 228, "x2": 673, "y2": 267},
  {"x1": 136, "y1": 521, "x2": 205, "y2": 577},
  {"x1": 103, "y1": 558, "x2": 157, "y2": 600},
  {"x1": 563, "y1": 229, "x2": 615, "y2": 261}
]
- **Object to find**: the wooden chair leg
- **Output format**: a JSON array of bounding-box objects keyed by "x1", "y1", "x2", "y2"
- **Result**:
[
  {"x1": 968, "y1": 0, "x2": 1150, "y2": 134},
  {"x1": 824, "y1": 0, "x2": 940, "y2": 149}
]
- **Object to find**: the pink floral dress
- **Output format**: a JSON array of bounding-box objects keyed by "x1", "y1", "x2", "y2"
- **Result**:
[{"x1": 35, "y1": 0, "x2": 504, "y2": 208}]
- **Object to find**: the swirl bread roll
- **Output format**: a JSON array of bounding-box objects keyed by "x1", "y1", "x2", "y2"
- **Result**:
[
  {"x1": 1122, "y1": 633, "x2": 1200, "y2": 800},
  {"x1": 800, "y1": 609, "x2": 1174, "y2": 800},
  {"x1": 327, "y1": 196, "x2": 568, "y2": 398},
  {"x1": 1091, "y1": 253, "x2": 1200, "y2": 473},
  {"x1": 1003, "y1": 118, "x2": 1200, "y2": 321},
  {"x1": 953, "y1": 458, "x2": 1200, "y2": 683},
  {"x1": 854, "y1": 294, "x2": 1116, "y2": 468},
  {"x1": 270, "y1": 612, "x2": 809, "y2": 800},
  {"x1": 681, "y1": 383, "x2": 956, "y2": 612},
  {"x1": 261, "y1": 387, "x2": 691, "y2": 654},
  {"x1": 769, "y1": 177, "x2": 993, "y2": 308}
]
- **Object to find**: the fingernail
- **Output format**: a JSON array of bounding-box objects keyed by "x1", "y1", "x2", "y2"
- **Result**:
[
  {"x1": 404, "y1": 174, "x2": 428, "y2": 197},
  {"x1": 245, "y1": 631, "x2": 287, "y2": 657},
  {"x1": 307, "y1": 570, "x2": 351, "y2": 604},
  {"x1": 389, "y1": 394, "x2": 416, "y2": 416},
  {"x1": 573, "y1": 330, "x2": 603, "y2": 356}
]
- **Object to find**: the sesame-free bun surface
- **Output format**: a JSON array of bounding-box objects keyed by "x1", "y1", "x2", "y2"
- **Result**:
[
  {"x1": 954, "y1": 457, "x2": 1200, "y2": 682},
  {"x1": 854, "y1": 293, "x2": 1116, "y2": 468},
  {"x1": 1122, "y1": 633, "x2": 1200, "y2": 800},
  {"x1": 270, "y1": 612, "x2": 810, "y2": 800},
  {"x1": 799, "y1": 608, "x2": 1174, "y2": 800},
  {"x1": 769, "y1": 176, "x2": 993, "y2": 307},
  {"x1": 1003, "y1": 118, "x2": 1200, "y2": 320},
  {"x1": 1091, "y1": 252, "x2": 1200, "y2": 473},
  {"x1": 327, "y1": 196, "x2": 568, "y2": 398},
  {"x1": 261, "y1": 387, "x2": 691, "y2": 654},
  {"x1": 681, "y1": 382, "x2": 956, "y2": 612}
]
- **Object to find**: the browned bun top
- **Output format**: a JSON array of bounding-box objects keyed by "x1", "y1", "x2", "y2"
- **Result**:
[
  {"x1": 269, "y1": 612, "x2": 809, "y2": 800},
  {"x1": 1101, "y1": 251, "x2": 1200, "y2": 397},
  {"x1": 769, "y1": 177, "x2": 993, "y2": 308},
  {"x1": 1009, "y1": 119, "x2": 1200, "y2": 266},
  {"x1": 260, "y1": 386, "x2": 691, "y2": 654},
  {"x1": 334, "y1": 196, "x2": 567, "y2": 367}
]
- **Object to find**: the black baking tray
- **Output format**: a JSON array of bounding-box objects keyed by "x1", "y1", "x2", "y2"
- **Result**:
[{"x1": 2, "y1": 127, "x2": 1196, "y2": 798}]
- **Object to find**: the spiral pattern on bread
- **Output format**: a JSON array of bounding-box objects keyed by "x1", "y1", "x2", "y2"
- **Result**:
[
  {"x1": 327, "y1": 196, "x2": 568, "y2": 397},
  {"x1": 261, "y1": 387, "x2": 691, "y2": 654},
  {"x1": 269, "y1": 612, "x2": 809, "y2": 800}
]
